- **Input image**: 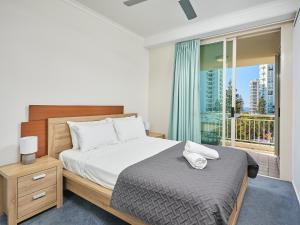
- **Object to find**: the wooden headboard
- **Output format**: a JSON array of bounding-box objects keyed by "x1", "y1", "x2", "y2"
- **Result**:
[
  {"x1": 48, "y1": 113, "x2": 137, "y2": 159},
  {"x1": 21, "y1": 105, "x2": 124, "y2": 157}
]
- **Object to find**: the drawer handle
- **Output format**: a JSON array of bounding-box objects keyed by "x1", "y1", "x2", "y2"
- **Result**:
[
  {"x1": 32, "y1": 192, "x2": 46, "y2": 200},
  {"x1": 32, "y1": 173, "x2": 46, "y2": 181}
]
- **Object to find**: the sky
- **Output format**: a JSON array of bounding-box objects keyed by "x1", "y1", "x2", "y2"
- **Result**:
[{"x1": 227, "y1": 65, "x2": 260, "y2": 108}]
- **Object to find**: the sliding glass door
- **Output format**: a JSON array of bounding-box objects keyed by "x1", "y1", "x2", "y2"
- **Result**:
[
  {"x1": 200, "y1": 39, "x2": 236, "y2": 146},
  {"x1": 200, "y1": 41, "x2": 224, "y2": 145},
  {"x1": 201, "y1": 32, "x2": 279, "y2": 156}
]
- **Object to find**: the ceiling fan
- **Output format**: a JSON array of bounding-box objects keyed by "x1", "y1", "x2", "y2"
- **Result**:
[{"x1": 123, "y1": 0, "x2": 197, "y2": 20}]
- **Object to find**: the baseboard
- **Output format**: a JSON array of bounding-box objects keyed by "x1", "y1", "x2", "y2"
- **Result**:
[
  {"x1": 292, "y1": 180, "x2": 300, "y2": 205},
  {"x1": 259, "y1": 174, "x2": 282, "y2": 180}
]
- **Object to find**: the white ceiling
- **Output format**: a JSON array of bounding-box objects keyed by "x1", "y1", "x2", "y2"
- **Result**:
[{"x1": 74, "y1": 0, "x2": 278, "y2": 37}]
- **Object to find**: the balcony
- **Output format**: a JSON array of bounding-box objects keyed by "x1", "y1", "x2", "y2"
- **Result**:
[
  {"x1": 201, "y1": 113, "x2": 275, "y2": 151},
  {"x1": 201, "y1": 114, "x2": 278, "y2": 177},
  {"x1": 225, "y1": 115, "x2": 275, "y2": 153}
]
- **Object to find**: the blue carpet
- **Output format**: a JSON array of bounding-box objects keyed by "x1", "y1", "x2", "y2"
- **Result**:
[
  {"x1": 237, "y1": 176, "x2": 300, "y2": 225},
  {"x1": 1, "y1": 176, "x2": 299, "y2": 225}
]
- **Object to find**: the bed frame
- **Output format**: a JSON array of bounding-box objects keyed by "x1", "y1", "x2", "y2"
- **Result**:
[{"x1": 48, "y1": 113, "x2": 248, "y2": 225}]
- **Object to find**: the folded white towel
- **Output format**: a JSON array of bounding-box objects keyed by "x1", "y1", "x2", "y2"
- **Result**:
[
  {"x1": 185, "y1": 141, "x2": 219, "y2": 160},
  {"x1": 183, "y1": 150, "x2": 207, "y2": 169}
]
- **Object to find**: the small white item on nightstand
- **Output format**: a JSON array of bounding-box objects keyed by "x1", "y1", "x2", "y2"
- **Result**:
[
  {"x1": 144, "y1": 121, "x2": 150, "y2": 135},
  {"x1": 19, "y1": 136, "x2": 38, "y2": 165}
]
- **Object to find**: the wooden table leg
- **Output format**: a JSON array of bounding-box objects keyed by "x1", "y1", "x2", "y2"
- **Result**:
[{"x1": 56, "y1": 165, "x2": 63, "y2": 208}]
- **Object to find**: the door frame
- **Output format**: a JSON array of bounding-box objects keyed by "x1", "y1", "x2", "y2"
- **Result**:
[
  {"x1": 221, "y1": 39, "x2": 227, "y2": 146},
  {"x1": 222, "y1": 38, "x2": 237, "y2": 147},
  {"x1": 201, "y1": 27, "x2": 281, "y2": 149},
  {"x1": 274, "y1": 54, "x2": 280, "y2": 156},
  {"x1": 231, "y1": 38, "x2": 237, "y2": 147}
]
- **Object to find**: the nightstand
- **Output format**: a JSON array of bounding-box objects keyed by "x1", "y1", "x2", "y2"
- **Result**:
[
  {"x1": 148, "y1": 131, "x2": 166, "y2": 139},
  {"x1": 0, "y1": 156, "x2": 63, "y2": 225}
]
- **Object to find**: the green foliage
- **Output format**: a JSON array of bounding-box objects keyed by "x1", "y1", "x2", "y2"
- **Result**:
[
  {"x1": 236, "y1": 94, "x2": 244, "y2": 114},
  {"x1": 226, "y1": 80, "x2": 233, "y2": 113},
  {"x1": 235, "y1": 115, "x2": 274, "y2": 143},
  {"x1": 214, "y1": 99, "x2": 221, "y2": 112},
  {"x1": 257, "y1": 96, "x2": 266, "y2": 114},
  {"x1": 226, "y1": 80, "x2": 244, "y2": 113}
]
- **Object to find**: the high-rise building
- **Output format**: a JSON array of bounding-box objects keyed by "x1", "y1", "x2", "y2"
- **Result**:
[
  {"x1": 200, "y1": 69, "x2": 223, "y2": 144},
  {"x1": 249, "y1": 80, "x2": 259, "y2": 114},
  {"x1": 266, "y1": 65, "x2": 275, "y2": 113},
  {"x1": 249, "y1": 64, "x2": 275, "y2": 115},
  {"x1": 204, "y1": 69, "x2": 223, "y2": 112},
  {"x1": 259, "y1": 64, "x2": 275, "y2": 114}
]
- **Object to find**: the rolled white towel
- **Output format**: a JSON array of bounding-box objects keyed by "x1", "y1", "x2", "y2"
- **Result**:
[
  {"x1": 183, "y1": 150, "x2": 207, "y2": 169},
  {"x1": 185, "y1": 141, "x2": 219, "y2": 160}
]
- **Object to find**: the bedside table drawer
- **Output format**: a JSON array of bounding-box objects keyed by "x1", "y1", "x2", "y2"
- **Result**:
[
  {"x1": 17, "y1": 185, "x2": 57, "y2": 219},
  {"x1": 18, "y1": 167, "x2": 57, "y2": 197}
]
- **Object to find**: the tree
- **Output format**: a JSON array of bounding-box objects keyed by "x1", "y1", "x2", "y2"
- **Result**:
[
  {"x1": 226, "y1": 80, "x2": 233, "y2": 113},
  {"x1": 226, "y1": 80, "x2": 244, "y2": 113},
  {"x1": 236, "y1": 94, "x2": 244, "y2": 113},
  {"x1": 214, "y1": 99, "x2": 221, "y2": 112},
  {"x1": 257, "y1": 96, "x2": 266, "y2": 114}
]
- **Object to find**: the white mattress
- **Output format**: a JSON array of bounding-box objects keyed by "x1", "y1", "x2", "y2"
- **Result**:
[{"x1": 59, "y1": 137, "x2": 178, "y2": 189}]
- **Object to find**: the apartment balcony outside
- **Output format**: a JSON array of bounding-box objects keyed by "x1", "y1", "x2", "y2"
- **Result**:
[
  {"x1": 226, "y1": 115, "x2": 275, "y2": 153},
  {"x1": 201, "y1": 113, "x2": 279, "y2": 177},
  {"x1": 201, "y1": 113, "x2": 275, "y2": 153}
]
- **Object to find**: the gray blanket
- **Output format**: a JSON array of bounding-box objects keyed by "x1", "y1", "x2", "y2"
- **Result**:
[{"x1": 111, "y1": 142, "x2": 258, "y2": 225}]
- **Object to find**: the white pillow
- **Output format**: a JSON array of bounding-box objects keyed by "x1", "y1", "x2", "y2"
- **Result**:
[
  {"x1": 67, "y1": 120, "x2": 107, "y2": 149},
  {"x1": 73, "y1": 122, "x2": 118, "y2": 152},
  {"x1": 113, "y1": 116, "x2": 146, "y2": 142}
]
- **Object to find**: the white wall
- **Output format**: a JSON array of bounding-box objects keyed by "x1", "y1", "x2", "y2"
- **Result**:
[
  {"x1": 0, "y1": 0, "x2": 149, "y2": 166},
  {"x1": 149, "y1": 44, "x2": 175, "y2": 135},
  {"x1": 292, "y1": 10, "x2": 300, "y2": 202}
]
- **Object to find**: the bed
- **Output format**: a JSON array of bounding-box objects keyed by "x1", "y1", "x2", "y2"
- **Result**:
[
  {"x1": 59, "y1": 136, "x2": 179, "y2": 189},
  {"x1": 48, "y1": 113, "x2": 255, "y2": 225}
]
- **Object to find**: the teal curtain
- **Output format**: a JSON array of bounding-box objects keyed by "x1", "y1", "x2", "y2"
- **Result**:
[{"x1": 168, "y1": 39, "x2": 201, "y2": 143}]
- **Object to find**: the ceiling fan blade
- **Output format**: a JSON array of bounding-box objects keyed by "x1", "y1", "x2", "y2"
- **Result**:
[
  {"x1": 123, "y1": 0, "x2": 148, "y2": 6},
  {"x1": 179, "y1": 0, "x2": 197, "y2": 20}
]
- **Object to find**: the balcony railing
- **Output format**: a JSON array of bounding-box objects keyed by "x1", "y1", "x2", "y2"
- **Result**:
[
  {"x1": 201, "y1": 114, "x2": 275, "y2": 150},
  {"x1": 226, "y1": 117, "x2": 274, "y2": 145}
]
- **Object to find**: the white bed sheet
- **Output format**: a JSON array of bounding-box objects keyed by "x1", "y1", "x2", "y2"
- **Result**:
[{"x1": 59, "y1": 137, "x2": 179, "y2": 189}]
